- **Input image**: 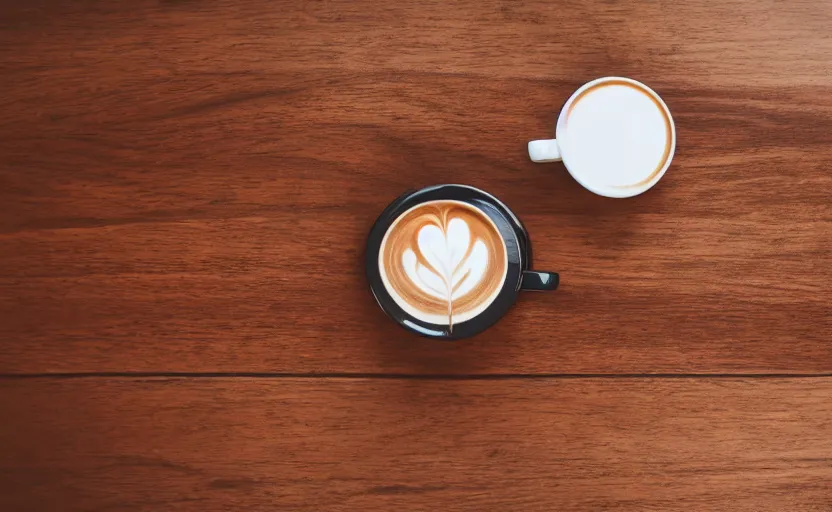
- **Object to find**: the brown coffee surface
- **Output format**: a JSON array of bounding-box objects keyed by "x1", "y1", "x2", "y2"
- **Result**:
[{"x1": 378, "y1": 200, "x2": 507, "y2": 328}]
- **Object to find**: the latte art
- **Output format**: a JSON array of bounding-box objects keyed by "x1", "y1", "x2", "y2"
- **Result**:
[
  {"x1": 378, "y1": 200, "x2": 507, "y2": 328},
  {"x1": 402, "y1": 218, "x2": 489, "y2": 306}
]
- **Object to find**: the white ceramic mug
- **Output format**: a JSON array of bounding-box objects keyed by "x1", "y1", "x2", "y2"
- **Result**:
[{"x1": 528, "y1": 77, "x2": 676, "y2": 198}]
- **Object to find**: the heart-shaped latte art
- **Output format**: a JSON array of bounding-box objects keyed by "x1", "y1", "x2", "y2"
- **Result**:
[
  {"x1": 378, "y1": 200, "x2": 507, "y2": 330},
  {"x1": 401, "y1": 217, "x2": 488, "y2": 329}
]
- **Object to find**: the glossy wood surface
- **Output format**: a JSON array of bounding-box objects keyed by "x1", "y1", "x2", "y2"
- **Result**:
[
  {"x1": 1, "y1": 0, "x2": 830, "y2": 509},
  {"x1": 1, "y1": 0, "x2": 830, "y2": 374},
  {"x1": 2, "y1": 378, "x2": 831, "y2": 511}
]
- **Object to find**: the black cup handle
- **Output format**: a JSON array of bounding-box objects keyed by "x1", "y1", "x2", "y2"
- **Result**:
[{"x1": 520, "y1": 271, "x2": 559, "y2": 291}]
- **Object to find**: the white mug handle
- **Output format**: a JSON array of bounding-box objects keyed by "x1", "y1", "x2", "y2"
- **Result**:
[{"x1": 528, "y1": 139, "x2": 562, "y2": 163}]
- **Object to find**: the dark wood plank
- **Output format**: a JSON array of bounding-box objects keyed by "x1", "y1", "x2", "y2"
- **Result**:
[
  {"x1": 1, "y1": 0, "x2": 830, "y2": 373},
  {"x1": 1, "y1": 377, "x2": 830, "y2": 511}
]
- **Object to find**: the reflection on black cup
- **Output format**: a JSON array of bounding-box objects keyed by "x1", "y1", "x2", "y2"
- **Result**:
[{"x1": 366, "y1": 184, "x2": 559, "y2": 340}]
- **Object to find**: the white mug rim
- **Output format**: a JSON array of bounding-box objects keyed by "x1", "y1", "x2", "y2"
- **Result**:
[{"x1": 555, "y1": 77, "x2": 676, "y2": 198}]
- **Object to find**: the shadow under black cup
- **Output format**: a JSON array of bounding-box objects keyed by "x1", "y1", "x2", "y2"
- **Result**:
[{"x1": 366, "y1": 184, "x2": 558, "y2": 340}]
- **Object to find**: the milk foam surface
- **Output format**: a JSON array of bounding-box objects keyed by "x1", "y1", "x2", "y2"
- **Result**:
[
  {"x1": 562, "y1": 84, "x2": 669, "y2": 188},
  {"x1": 402, "y1": 218, "x2": 489, "y2": 303}
]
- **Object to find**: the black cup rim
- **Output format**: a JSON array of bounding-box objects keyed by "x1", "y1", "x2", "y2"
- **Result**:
[{"x1": 365, "y1": 184, "x2": 530, "y2": 340}]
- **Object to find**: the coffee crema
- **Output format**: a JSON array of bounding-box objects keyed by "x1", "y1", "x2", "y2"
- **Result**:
[{"x1": 378, "y1": 200, "x2": 508, "y2": 329}]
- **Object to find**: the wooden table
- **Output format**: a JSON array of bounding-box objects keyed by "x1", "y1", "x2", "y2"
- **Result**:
[{"x1": 1, "y1": 0, "x2": 830, "y2": 510}]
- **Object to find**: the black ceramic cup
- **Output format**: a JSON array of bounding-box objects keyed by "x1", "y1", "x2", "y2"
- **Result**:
[{"x1": 365, "y1": 184, "x2": 558, "y2": 340}]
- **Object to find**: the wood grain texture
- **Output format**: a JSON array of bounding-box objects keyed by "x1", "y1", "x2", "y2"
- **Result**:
[
  {"x1": 1, "y1": 0, "x2": 831, "y2": 374},
  {"x1": 1, "y1": 377, "x2": 830, "y2": 511},
  {"x1": 3, "y1": 1, "x2": 831, "y2": 508}
]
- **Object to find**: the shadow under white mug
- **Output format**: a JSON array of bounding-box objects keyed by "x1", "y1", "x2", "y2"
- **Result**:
[{"x1": 529, "y1": 77, "x2": 676, "y2": 198}]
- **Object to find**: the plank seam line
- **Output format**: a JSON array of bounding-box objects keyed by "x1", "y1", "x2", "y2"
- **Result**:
[{"x1": 1, "y1": 372, "x2": 831, "y2": 380}]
